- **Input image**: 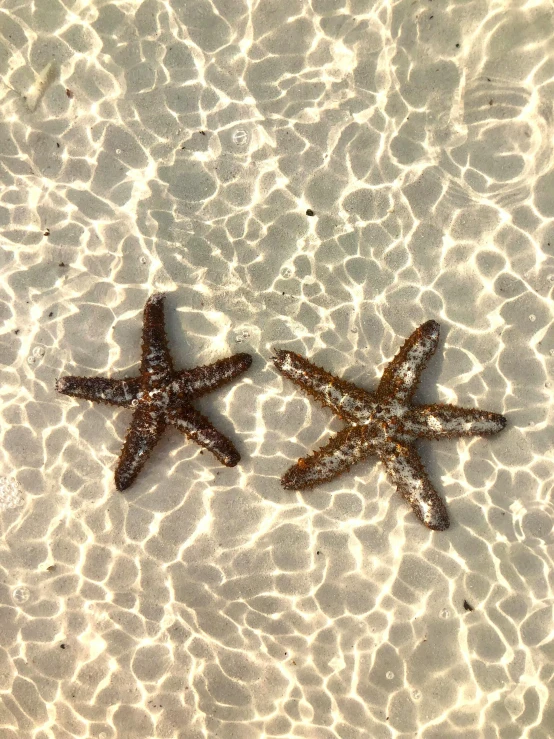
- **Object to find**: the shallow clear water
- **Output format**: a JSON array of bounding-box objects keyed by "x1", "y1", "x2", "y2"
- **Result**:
[{"x1": 0, "y1": 1, "x2": 553, "y2": 737}]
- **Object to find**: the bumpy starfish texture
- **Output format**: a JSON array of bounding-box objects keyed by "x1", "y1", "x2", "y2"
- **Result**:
[
  {"x1": 57, "y1": 294, "x2": 252, "y2": 491},
  {"x1": 273, "y1": 321, "x2": 506, "y2": 531}
]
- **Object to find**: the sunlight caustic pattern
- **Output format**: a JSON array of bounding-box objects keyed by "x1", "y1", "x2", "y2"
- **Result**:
[{"x1": 0, "y1": 0, "x2": 553, "y2": 737}]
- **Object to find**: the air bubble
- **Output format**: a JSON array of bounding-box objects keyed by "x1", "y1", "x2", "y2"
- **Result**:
[
  {"x1": 131, "y1": 399, "x2": 139, "y2": 407},
  {"x1": 115, "y1": 149, "x2": 122, "y2": 155},
  {"x1": 12, "y1": 586, "x2": 30, "y2": 604},
  {"x1": 235, "y1": 329, "x2": 250, "y2": 344},
  {"x1": 232, "y1": 128, "x2": 249, "y2": 146},
  {"x1": 97, "y1": 615, "x2": 111, "y2": 630},
  {"x1": 0, "y1": 477, "x2": 24, "y2": 511}
]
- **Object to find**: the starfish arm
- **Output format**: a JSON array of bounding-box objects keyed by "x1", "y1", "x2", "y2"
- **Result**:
[
  {"x1": 273, "y1": 349, "x2": 374, "y2": 421},
  {"x1": 56, "y1": 376, "x2": 141, "y2": 407},
  {"x1": 175, "y1": 353, "x2": 252, "y2": 397},
  {"x1": 379, "y1": 442, "x2": 449, "y2": 531},
  {"x1": 405, "y1": 404, "x2": 507, "y2": 439},
  {"x1": 115, "y1": 407, "x2": 166, "y2": 491},
  {"x1": 281, "y1": 427, "x2": 374, "y2": 490},
  {"x1": 141, "y1": 293, "x2": 173, "y2": 382},
  {"x1": 377, "y1": 320, "x2": 440, "y2": 404},
  {"x1": 168, "y1": 406, "x2": 241, "y2": 467}
]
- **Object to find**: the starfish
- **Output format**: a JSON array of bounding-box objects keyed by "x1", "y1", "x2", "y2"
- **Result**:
[
  {"x1": 57, "y1": 293, "x2": 252, "y2": 491},
  {"x1": 273, "y1": 321, "x2": 506, "y2": 530}
]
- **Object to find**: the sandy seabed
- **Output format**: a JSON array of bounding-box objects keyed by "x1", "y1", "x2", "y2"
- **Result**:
[{"x1": 0, "y1": 0, "x2": 553, "y2": 737}]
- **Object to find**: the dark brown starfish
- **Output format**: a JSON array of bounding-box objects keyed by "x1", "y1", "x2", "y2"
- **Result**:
[
  {"x1": 273, "y1": 321, "x2": 506, "y2": 530},
  {"x1": 57, "y1": 293, "x2": 252, "y2": 490}
]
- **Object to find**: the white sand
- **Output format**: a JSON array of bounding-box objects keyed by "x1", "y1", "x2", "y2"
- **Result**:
[{"x1": 0, "y1": 1, "x2": 553, "y2": 737}]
